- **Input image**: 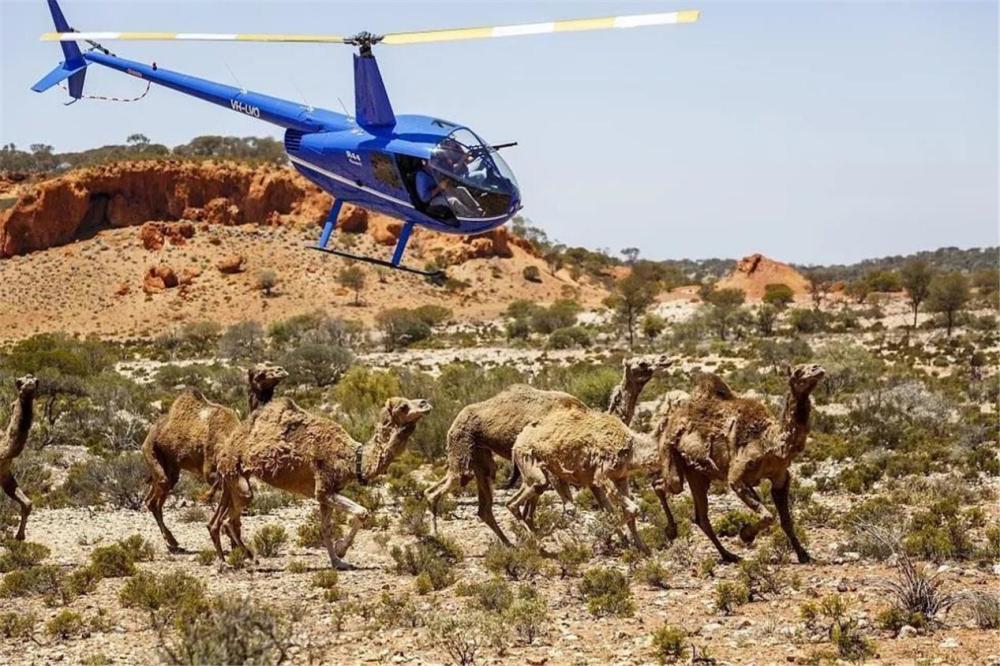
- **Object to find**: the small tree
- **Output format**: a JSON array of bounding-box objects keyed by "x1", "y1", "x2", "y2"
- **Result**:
[
  {"x1": 604, "y1": 272, "x2": 660, "y2": 348},
  {"x1": 641, "y1": 313, "x2": 666, "y2": 341},
  {"x1": 804, "y1": 269, "x2": 832, "y2": 310},
  {"x1": 900, "y1": 259, "x2": 935, "y2": 327},
  {"x1": 705, "y1": 287, "x2": 746, "y2": 340},
  {"x1": 620, "y1": 247, "x2": 640, "y2": 266},
  {"x1": 754, "y1": 304, "x2": 779, "y2": 336},
  {"x1": 256, "y1": 269, "x2": 278, "y2": 297},
  {"x1": 926, "y1": 272, "x2": 970, "y2": 337},
  {"x1": 762, "y1": 283, "x2": 794, "y2": 309},
  {"x1": 337, "y1": 265, "x2": 366, "y2": 306}
]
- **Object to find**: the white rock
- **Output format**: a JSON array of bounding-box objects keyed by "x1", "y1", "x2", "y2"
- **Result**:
[
  {"x1": 940, "y1": 637, "x2": 960, "y2": 649},
  {"x1": 897, "y1": 625, "x2": 918, "y2": 639}
]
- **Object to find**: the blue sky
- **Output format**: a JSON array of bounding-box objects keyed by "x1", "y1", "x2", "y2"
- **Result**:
[{"x1": 1, "y1": 0, "x2": 996, "y2": 264}]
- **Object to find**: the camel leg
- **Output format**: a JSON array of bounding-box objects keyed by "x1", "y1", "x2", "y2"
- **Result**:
[
  {"x1": 1, "y1": 473, "x2": 32, "y2": 541},
  {"x1": 425, "y1": 471, "x2": 462, "y2": 535},
  {"x1": 207, "y1": 481, "x2": 232, "y2": 560},
  {"x1": 224, "y1": 474, "x2": 254, "y2": 560},
  {"x1": 146, "y1": 459, "x2": 182, "y2": 552},
  {"x1": 730, "y1": 482, "x2": 775, "y2": 545},
  {"x1": 505, "y1": 453, "x2": 545, "y2": 533},
  {"x1": 471, "y1": 448, "x2": 511, "y2": 546},
  {"x1": 652, "y1": 478, "x2": 679, "y2": 541},
  {"x1": 331, "y1": 493, "x2": 369, "y2": 559},
  {"x1": 601, "y1": 475, "x2": 649, "y2": 555},
  {"x1": 590, "y1": 483, "x2": 629, "y2": 544},
  {"x1": 771, "y1": 471, "x2": 811, "y2": 563},
  {"x1": 688, "y1": 471, "x2": 740, "y2": 564}
]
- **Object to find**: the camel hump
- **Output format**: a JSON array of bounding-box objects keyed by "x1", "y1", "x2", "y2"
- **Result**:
[{"x1": 692, "y1": 373, "x2": 735, "y2": 401}]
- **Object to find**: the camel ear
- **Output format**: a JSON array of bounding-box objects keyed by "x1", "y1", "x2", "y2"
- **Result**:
[{"x1": 15, "y1": 378, "x2": 23, "y2": 390}]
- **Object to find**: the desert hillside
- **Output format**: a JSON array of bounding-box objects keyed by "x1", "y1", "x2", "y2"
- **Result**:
[{"x1": 0, "y1": 161, "x2": 608, "y2": 340}]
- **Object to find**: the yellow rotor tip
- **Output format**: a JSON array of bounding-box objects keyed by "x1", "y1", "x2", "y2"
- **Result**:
[{"x1": 677, "y1": 10, "x2": 701, "y2": 23}]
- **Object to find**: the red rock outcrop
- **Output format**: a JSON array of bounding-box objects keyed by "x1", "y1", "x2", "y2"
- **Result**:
[
  {"x1": 0, "y1": 160, "x2": 538, "y2": 268},
  {"x1": 715, "y1": 253, "x2": 809, "y2": 301},
  {"x1": 217, "y1": 254, "x2": 245, "y2": 274},
  {"x1": 143, "y1": 264, "x2": 179, "y2": 293}
]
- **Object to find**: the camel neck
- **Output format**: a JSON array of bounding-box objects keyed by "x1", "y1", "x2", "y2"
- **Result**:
[
  {"x1": 249, "y1": 386, "x2": 274, "y2": 414},
  {"x1": 779, "y1": 390, "x2": 812, "y2": 453},
  {"x1": 359, "y1": 419, "x2": 415, "y2": 483},
  {"x1": 608, "y1": 379, "x2": 647, "y2": 426},
  {"x1": 5, "y1": 394, "x2": 34, "y2": 457}
]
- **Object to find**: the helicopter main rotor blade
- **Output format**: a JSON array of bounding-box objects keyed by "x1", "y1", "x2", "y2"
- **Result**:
[
  {"x1": 380, "y1": 10, "x2": 699, "y2": 45},
  {"x1": 41, "y1": 10, "x2": 698, "y2": 44},
  {"x1": 41, "y1": 32, "x2": 347, "y2": 43}
]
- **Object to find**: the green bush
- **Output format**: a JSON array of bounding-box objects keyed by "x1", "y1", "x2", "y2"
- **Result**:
[
  {"x1": 579, "y1": 567, "x2": 634, "y2": 617},
  {"x1": 46, "y1": 609, "x2": 86, "y2": 640},
  {"x1": 556, "y1": 540, "x2": 591, "y2": 578},
  {"x1": 0, "y1": 611, "x2": 36, "y2": 639},
  {"x1": 651, "y1": 624, "x2": 688, "y2": 663},
  {"x1": 0, "y1": 565, "x2": 66, "y2": 600},
  {"x1": 714, "y1": 580, "x2": 749, "y2": 614},
  {"x1": 251, "y1": 525, "x2": 288, "y2": 558},
  {"x1": 484, "y1": 541, "x2": 545, "y2": 581},
  {"x1": 504, "y1": 589, "x2": 548, "y2": 645},
  {"x1": 712, "y1": 509, "x2": 756, "y2": 538},
  {"x1": 160, "y1": 595, "x2": 293, "y2": 665},
  {"x1": 546, "y1": 326, "x2": 592, "y2": 350},
  {"x1": 390, "y1": 537, "x2": 462, "y2": 592},
  {"x1": 88, "y1": 536, "x2": 154, "y2": 579},
  {"x1": 119, "y1": 570, "x2": 206, "y2": 617},
  {"x1": 0, "y1": 541, "x2": 50, "y2": 572},
  {"x1": 634, "y1": 558, "x2": 671, "y2": 589}
]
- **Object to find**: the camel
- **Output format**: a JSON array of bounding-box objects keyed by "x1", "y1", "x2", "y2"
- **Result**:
[
  {"x1": 658, "y1": 364, "x2": 825, "y2": 563},
  {"x1": 142, "y1": 363, "x2": 288, "y2": 551},
  {"x1": 209, "y1": 395, "x2": 432, "y2": 570},
  {"x1": 425, "y1": 355, "x2": 668, "y2": 546},
  {"x1": 0, "y1": 375, "x2": 38, "y2": 541},
  {"x1": 506, "y1": 408, "x2": 655, "y2": 553}
]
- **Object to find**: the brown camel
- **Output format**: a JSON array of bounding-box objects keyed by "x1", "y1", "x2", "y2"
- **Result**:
[
  {"x1": 210, "y1": 396, "x2": 431, "y2": 570},
  {"x1": 507, "y1": 408, "x2": 655, "y2": 553},
  {"x1": 0, "y1": 375, "x2": 38, "y2": 541},
  {"x1": 425, "y1": 355, "x2": 667, "y2": 545},
  {"x1": 659, "y1": 364, "x2": 825, "y2": 563},
  {"x1": 142, "y1": 364, "x2": 288, "y2": 551}
]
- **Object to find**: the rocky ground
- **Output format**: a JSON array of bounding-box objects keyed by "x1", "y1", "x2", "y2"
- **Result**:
[{"x1": 3, "y1": 474, "x2": 998, "y2": 665}]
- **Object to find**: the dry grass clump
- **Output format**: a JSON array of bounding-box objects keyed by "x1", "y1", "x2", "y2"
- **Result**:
[
  {"x1": 251, "y1": 524, "x2": 288, "y2": 558},
  {"x1": 483, "y1": 539, "x2": 545, "y2": 581},
  {"x1": 0, "y1": 610, "x2": 36, "y2": 639},
  {"x1": 46, "y1": 609, "x2": 86, "y2": 640},
  {"x1": 650, "y1": 624, "x2": 688, "y2": 663},
  {"x1": 800, "y1": 594, "x2": 876, "y2": 662},
  {"x1": 390, "y1": 535, "x2": 463, "y2": 593},
  {"x1": 88, "y1": 535, "x2": 155, "y2": 579},
  {"x1": 0, "y1": 540, "x2": 50, "y2": 572},
  {"x1": 579, "y1": 566, "x2": 634, "y2": 617}
]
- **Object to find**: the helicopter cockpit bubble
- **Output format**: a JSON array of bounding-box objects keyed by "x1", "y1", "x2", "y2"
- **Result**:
[{"x1": 425, "y1": 128, "x2": 520, "y2": 220}]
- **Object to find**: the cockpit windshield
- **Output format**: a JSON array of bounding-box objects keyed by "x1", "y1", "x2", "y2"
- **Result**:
[{"x1": 419, "y1": 128, "x2": 519, "y2": 220}]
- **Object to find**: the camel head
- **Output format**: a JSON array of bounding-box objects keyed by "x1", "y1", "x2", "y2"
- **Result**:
[
  {"x1": 622, "y1": 354, "x2": 672, "y2": 387},
  {"x1": 691, "y1": 372, "x2": 735, "y2": 401},
  {"x1": 384, "y1": 397, "x2": 433, "y2": 427},
  {"x1": 249, "y1": 364, "x2": 289, "y2": 393},
  {"x1": 786, "y1": 364, "x2": 826, "y2": 398},
  {"x1": 14, "y1": 374, "x2": 38, "y2": 399}
]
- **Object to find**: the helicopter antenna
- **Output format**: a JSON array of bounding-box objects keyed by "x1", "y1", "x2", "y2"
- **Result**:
[
  {"x1": 337, "y1": 96, "x2": 353, "y2": 121},
  {"x1": 291, "y1": 79, "x2": 314, "y2": 112},
  {"x1": 223, "y1": 61, "x2": 247, "y2": 94}
]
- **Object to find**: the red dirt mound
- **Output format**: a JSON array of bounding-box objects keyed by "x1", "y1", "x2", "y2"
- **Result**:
[{"x1": 715, "y1": 253, "x2": 809, "y2": 301}]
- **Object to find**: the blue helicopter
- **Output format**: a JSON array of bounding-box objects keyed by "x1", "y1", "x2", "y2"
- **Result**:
[{"x1": 34, "y1": 0, "x2": 699, "y2": 278}]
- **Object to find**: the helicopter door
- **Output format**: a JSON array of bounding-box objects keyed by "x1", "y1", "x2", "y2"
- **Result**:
[{"x1": 395, "y1": 154, "x2": 458, "y2": 225}]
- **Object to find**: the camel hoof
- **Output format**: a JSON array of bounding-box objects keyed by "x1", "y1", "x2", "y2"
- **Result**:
[
  {"x1": 333, "y1": 539, "x2": 349, "y2": 559},
  {"x1": 738, "y1": 525, "x2": 758, "y2": 545},
  {"x1": 331, "y1": 559, "x2": 356, "y2": 571},
  {"x1": 663, "y1": 526, "x2": 678, "y2": 542},
  {"x1": 796, "y1": 551, "x2": 813, "y2": 564},
  {"x1": 720, "y1": 553, "x2": 742, "y2": 565}
]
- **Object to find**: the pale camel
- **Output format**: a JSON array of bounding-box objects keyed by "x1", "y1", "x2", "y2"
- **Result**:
[
  {"x1": 142, "y1": 364, "x2": 288, "y2": 551},
  {"x1": 659, "y1": 364, "x2": 825, "y2": 563},
  {"x1": 506, "y1": 408, "x2": 654, "y2": 553},
  {"x1": 0, "y1": 375, "x2": 38, "y2": 541},
  {"x1": 210, "y1": 396, "x2": 432, "y2": 570},
  {"x1": 425, "y1": 355, "x2": 667, "y2": 545}
]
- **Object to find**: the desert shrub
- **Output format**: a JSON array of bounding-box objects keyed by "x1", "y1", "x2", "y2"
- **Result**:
[
  {"x1": 296, "y1": 509, "x2": 339, "y2": 548},
  {"x1": 556, "y1": 539, "x2": 592, "y2": 577},
  {"x1": 46, "y1": 609, "x2": 86, "y2": 640},
  {"x1": 579, "y1": 567, "x2": 634, "y2": 617},
  {"x1": 390, "y1": 536, "x2": 462, "y2": 592},
  {"x1": 903, "y1": 498, "x2": 983, "y2": 561},
  {"x1": 429, "y1": 610, "x2": 496, "y2": 666},
  {"x1": 0, "y1": 610, "x2": 36, "y2": 639},
  {"x1": 376, "y1": 308, "x2": 432, "y2": 350},
  {"x1": 279, "y1": 343, "x2": 353, "y2": 388},
  {"x1": 504, "y1": 588, "x2": 548, "y2": 645},
  {"x1": 218, "y1": 321, "x2": 267, "y2": 361},
  {"x1": 712, "y1": 509, "x2": 756, "y2": 538},
  {"x1": 88, "y1": 535, "x2": 155, "y2": 579},
  {"x1": 651, "y1": 624, "x2": 688, "y2": 663},
  {"x1": 397, "y1": 495, "x2": 430, "y2": 538},
  {"x1": 963, "y1": 591, "x2": 1000, "y2": 629},
  {"x1": 1, "y1": 565, "x2": 67, "y2": 600},
  {"x1": 818, "y1": 595, "x2": 876, "y2": 662},
  {"x1": 457, "y1": 577, "x2": 514, "y2": 613},
  {"x1": 226, "y1": 547, "x2": 249, "y2": 570},
  {"x1": 374, "y1": 590, "x2": 423, "y2": 629},
  {"x1": 251, "y1": 524, "x2": 287, "y2": 558},
  {"x1": 180, "y1": 506, "x2": 208, "y2": 524},
  {"x1": 197, "y1": 550, "x2": 216, "y2": 566},
  {"x1": 738, "y1": 555, "x2": 784, "y2": 600},
  {"x1": 836, "y1": 460, "x2": 883, "y2": 493},
  {"x1": 412, "y1": 304, "x2": 452, "y2": 327},
  {"x1": 883, "y1": 552, "x2": 955, "y2": 622},
  {"x1": 312, "y1": 570, "x2": 341, "y2": 602},
  {"x1": 536, "y1": 363, "x2": 618, "y2": 410},
  {"x1": 160, "y1": 596, "x2": 293, "y2": 666},
  {"x1": 522, "y1": 265, "x2": 542, "y2": 282},
  {"x1": 0, "y1": 540, "x2": 50, "y2": 572},
  {"x1": 546, "y1": 326, "x2": 591, "y2": 350},
  {"x1": 634, "y1": 557, "x2": 670, "y2": 589},
  {"x1": 876, "y1": 606, "x2": 927, "y2": 634},
  {"x1": 52, "y1": 452, "x2": 148, "y2": 510},
  {"x1": 714, "y1": 580, "x2": 749, "y2": 614},
  {"x1": 484, "y1": 540, "x2": 545, "y2": 581},
  {"x1": 119, "y1": 570, "x2": 206, "y2": 617}
]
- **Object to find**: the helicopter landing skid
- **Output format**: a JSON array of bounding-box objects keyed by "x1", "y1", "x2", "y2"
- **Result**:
[{"x1": 308, "y1": 245, "x2": 447, "y2": 282}]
